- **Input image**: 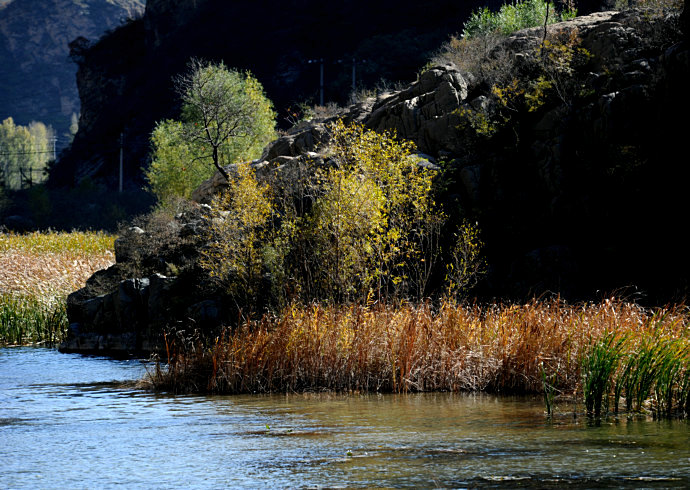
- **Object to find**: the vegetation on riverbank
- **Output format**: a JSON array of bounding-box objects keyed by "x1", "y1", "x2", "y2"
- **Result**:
[
  {"x1": 145, "y1": 298, "x2": 689, "y2": 417},
  {"x1": 0, "y1": 230, "x2": 114, "y2": 345}
]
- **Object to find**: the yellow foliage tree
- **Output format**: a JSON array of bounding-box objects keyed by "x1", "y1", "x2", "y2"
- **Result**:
[
  {"x1": 198, "y1": 120, "x2": 485, "y2": 309},
  {"x1": 302, "y1": 120, "x2": 441, "y2": 301},
  {"x1": 200, "y1": 162, "x2": 272, "y2": 306}
]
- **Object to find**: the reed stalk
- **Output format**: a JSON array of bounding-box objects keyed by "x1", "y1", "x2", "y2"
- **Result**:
[
  {"x1": 146, "y1": 297, "x2": 689, "y2": 418},
  {"x1": 581, "y1": 332, "x2": 626, "y2": 417},
  {"x1": 0, "y1": 230, "x2": 114, "y2": 345}
]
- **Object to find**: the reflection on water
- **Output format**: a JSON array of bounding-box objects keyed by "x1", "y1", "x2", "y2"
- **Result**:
[{"x1": 2, "y1": 347, "x2": 689, "y2": 488}]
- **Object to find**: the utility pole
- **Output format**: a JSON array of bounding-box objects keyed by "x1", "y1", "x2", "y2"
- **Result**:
[
  {"x1": 119, "y1": 133, "x2": 123, "y2": 193},
  {"x1": 52, "y1": 137, "x2": 57, "y2": 161},
  {"x1": 308, "y1": 58, "x2": 325, "y2": 106},
  {"x1": 319, "y1": 59, "x2": 324, "y2": 106}
]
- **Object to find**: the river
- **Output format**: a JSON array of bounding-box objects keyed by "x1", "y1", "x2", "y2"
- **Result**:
[{"x1": 1, "y1": 347, "x2": 689, "y2": 488}]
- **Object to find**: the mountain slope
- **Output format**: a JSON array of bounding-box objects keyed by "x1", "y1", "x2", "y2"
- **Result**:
[{"x1": 0, "y1": 0, "x2": 144, "y2": 147}]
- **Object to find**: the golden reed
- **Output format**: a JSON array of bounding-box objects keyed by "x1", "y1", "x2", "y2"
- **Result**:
[{"x1": 149, "y1": 298, "x2": 689, "y2": 397}]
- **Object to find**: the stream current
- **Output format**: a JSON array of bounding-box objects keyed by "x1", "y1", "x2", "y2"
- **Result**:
[{"x1": 2, "y1": 347, "x2": 689, "y2": 488}]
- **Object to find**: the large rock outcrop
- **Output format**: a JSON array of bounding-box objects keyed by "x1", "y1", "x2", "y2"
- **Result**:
[
  {"x1": 59, "y1": 204, "x2": 224, "y2": 355},
  {"x1": 51, "y1": 0, "x2": 618, "y2": 188},
  {"x1": 200, "y1": 7, "x2": 690, "y2": 300},
  {"x1": 61, "y1": 7, "x2": 689, "y2": 355}
]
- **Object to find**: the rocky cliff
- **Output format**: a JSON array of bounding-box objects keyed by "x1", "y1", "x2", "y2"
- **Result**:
[
  {"x1": 0, "y1": 0, "x2": 143, "y2": 146},
  {"x1": 60, "y1": 5, "x2": 690, "y2": 355},
  {"x1": 54, "y1": 0, "x2": 617, "y2": 187},
  {"x1": 199, "y1": 6, "x2": 690, "y2": 301}
]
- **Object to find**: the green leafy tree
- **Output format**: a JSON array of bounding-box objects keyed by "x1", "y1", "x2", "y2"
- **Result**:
[
  {"x1": 146, "y1": 120, "x2": 209, "y2": 203},
  {"x1": 0, "y1": 117, "x2": 53, "y2": 189},
  {"x1": 146, "y1": 59, "x2": 276, "y2": 203}
]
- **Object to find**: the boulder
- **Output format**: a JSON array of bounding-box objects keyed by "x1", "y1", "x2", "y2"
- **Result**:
[{"x1": 364, "y1": 64, "x2": 468, "y2": 155}]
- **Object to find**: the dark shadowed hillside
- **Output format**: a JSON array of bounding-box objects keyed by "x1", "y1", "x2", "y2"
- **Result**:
[
  {"x1": 0, "y1": 0, "x2": 144, "y2": 147},
  {"x1": 50, "y1": 0, "x2": 553, "y2": 188}
]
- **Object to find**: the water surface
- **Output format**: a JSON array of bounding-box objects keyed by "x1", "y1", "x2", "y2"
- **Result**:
[{"x1": 2, "y1": 347, "x2": 689, "y2": 488}]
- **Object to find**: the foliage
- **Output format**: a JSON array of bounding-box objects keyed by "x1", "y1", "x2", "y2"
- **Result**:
[
  {"x1": 445, "y1": 222, "x2": 486, "y2": 298},
  {"x1": 146, "y1": 120, "x2": 211, "y2": 203},
  {"x1": 0, "y1": 117, "x2": 54, "y2": 190},
  {"x1": 145, "y1": 59, "x2": 276, "y2": 204},
  {"x1": 306, "y1": 121, "x2": 440, "y2": 300},
  {"x1": 303, "y1": 168, "x2": 387, "y2": 300},
  {"x1": 454, "y1": 30, "x2": 593, "y2": 143},
  {"x1": 200, "y1": 162, "x2": 273, "y2": 306},
  {"x1": 462, "y1": 0, "x2": 576, "y2": 38},
  {"x1": 194, "y1": 121, "x2": 485, "y2": 308},
  {"x1": 461, "y1": 0, "x2": 575, "y2": 39},
  {"x1": 536, "y1": 31, "x2": 594, "y2": 105},
  {"x1": 433, "y1": 0, "x2": 578, "y2": 86},
  {"x1": 176, "y1": 59, "x2": 276, "y2": 178}
]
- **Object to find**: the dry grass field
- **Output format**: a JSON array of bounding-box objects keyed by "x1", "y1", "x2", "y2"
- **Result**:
[{"x1": 0, "y1": 231, "x2": 115, "y2": 344}]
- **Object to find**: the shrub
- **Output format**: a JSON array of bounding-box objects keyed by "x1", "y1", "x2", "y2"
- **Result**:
[
  {"x1": 200, "y1": 162, "x2": 273, "y2": 308},
  {"x1": 296, "y1": 120, "x2": 447, "y2": 302},
  {"x1": 462, "y1": 0, "x2": 575, "y2": 39},
  {"x1": 195, "y1": 121, "x2": 485, "y2": 309},
  {"x1": 433, "y1": 0, "x2": 577, "y2": 83}
]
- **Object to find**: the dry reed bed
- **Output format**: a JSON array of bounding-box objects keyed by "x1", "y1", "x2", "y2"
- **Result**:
[
  {"x1": 0, "y1": 231, "x2": 115, "y2": 344},
  {"x1": 153, "y1": 299, "x2": 689, "y2": 398},
  {"x1": 0, "y1": 249, "x2": 114, "y2": 299}
]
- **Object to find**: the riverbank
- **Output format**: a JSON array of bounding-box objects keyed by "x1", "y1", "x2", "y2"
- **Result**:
[
  {"x1": 0, "y1": 231, "x2": 114, "y2": 345},
  {"x1": 145, "y1": 298, "x2": 690, "y2": 417}
]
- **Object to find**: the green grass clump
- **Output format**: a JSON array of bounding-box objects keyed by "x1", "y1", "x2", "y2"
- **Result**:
[
  {"x1": 580, "y1": 319, "x2": 690, "y2": 419},
  {"x1": 581, "y1": 332, "x2": 627, "y2": 417},
  {"x1": 462, "y1": 0, "x2": 576, "y2": 40},
  {"x1": 0, "y1": 293, "x2": 67, "y2": 346}
]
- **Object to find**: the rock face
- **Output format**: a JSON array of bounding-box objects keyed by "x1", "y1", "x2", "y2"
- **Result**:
[
  {"x1": 60, "y1": 204, "x2": 225, "y2": 356},
  {"x1": 364, "y1": 65, "x2": 470, "y2": 155},
  {"x1": 62, "y1": 7, "x2": 690, "y2": 355},
  {"x1": 0, "y1": 0, "x2": 143, "y2": 146},
  {"x1": 51, "y1": 0, "x2": 616, "y2": 187},
  {"x1": 201, "y1": 8, "x2": 690, "y2": 300}
]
